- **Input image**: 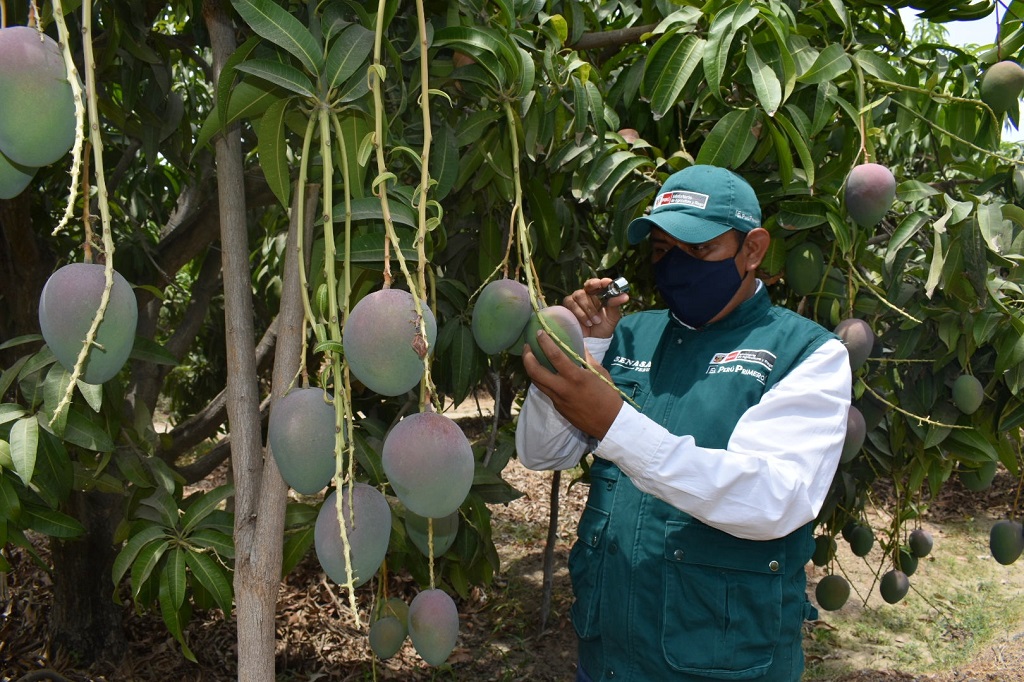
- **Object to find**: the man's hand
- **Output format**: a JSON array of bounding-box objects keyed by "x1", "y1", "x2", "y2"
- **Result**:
[
  {"x1": 562, "y1": 278, "x2": 628, "y2": 339},
  {"x1": 523, "y1": 329, "x2": 623, "y2": 440}
]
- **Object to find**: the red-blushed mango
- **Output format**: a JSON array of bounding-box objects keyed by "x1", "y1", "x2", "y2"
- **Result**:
[
  {"x1": 834, "y1": 318, "x2": 874, "y2": 372},
  {"x1": 525, "y1": 305, "x2": 585, "y2": 373},
  {"x1": 989, "y1": 519, "x2": 1024, "y2": 565},
  {"x1": 785, "y1": 242, "x2": 824, "y2": 297},
  {"x1": 841, "y1": 405, "x2": 865, "y2": 463},
  {"x1": 879, "y1": 569, "x2": 910, "y2": 604},
  {"x1": 0, "y1": 27, "x2": 76, "y2": 167},
  {"x1": 38, "y1": 263, "x2": 138, "y2": 385},
  {"x1": 267, "y1": 387, "x2": 336, "y2": 495},
  {"x1": 815, "y1": 574, "x2": 850, "y2": 611},
  {"x1": 368, "y1": 616, "x2": 406, "y2": 659},
  {"x1": 314, "y1": 483, "x2": 391, "y2": 587},
  {"x1": 471, "y1": 279, "x2": 531, "y2": 354},
  {"x1": 0, "y1": 149, "x2": 36, "y2": 199},
  {"x1": 980, "y1": 60, "x2": 1024, "y2": 114},
  {"x1": 408, "y1": 588, "x2": 459, "y2": 666},
  {"x1": 951, "y1": 374, "x2": 984, "y2": 415},
  {"x1": 343, "y1": 289, "x2": 436, "y2": 396},
  {"x1": 844, "y1": 163, "x2": 896, "y2": 227},
  {"x1": 405, "y1": 509, "x2": 459, "y2": 558},
  {"x1": 382, "y1": 411, "x2": 474, "y2": 518}
]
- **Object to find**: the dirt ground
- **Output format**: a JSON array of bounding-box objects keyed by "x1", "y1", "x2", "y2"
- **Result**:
[{"x1": 2, "y1": 401, "x2": 1024, "y2": 681}]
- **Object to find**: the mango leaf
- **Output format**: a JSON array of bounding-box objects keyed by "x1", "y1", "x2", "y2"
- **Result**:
[
  {"x1": 347, "y1": 228, "x2": 421, "y2": 263},
  {"x1": 0, "y1": 334, "x2": 42, "y2": 351},
  {"x1": 643, "y1": 33, "x2": 705, "y2": 121},
  {"x1": 853, "y1": 49, "x2": 901, "y2": 82},
  {"x1": 946, "y1": 428, "x2": 998, "y2": 464},
  {"x1": 0, "y1": 403, "x2": 26, "y2": 427},
  {"x1": 0, "y1": 355, "x2": 31, "y2": 400},
  {"x1": 433, "y1": 26, "x2": 508, "y2": 91},
  {"x1": 257, "y1": 96, "x2": 293, "y2": 209},
  {"x1": 131, "y1": 537, "x2": 171, "y2": 599},
  {"x1": 52, "y1": 407, "x2": 116, "y2": 453},
  {"x1": 332, "y1": 196, "x2": 417, "y2": 228},
  {"x1": 217, "y1": 35, "x2": 261, "y2": 129},
  {"x1": 21, "y1": 506, "x2": 85, "y2": 538},
  {"x1": 230, "y1": 0, "x2": 323, "y2": 76},
  {"x1": 430, "y1": 123, "x2": 459, "y2": 201},
  {"x1": 235, "y1": 59, "x2": 314, "y2": 97},
  {"x1": 512, "y1": 45, "x2": 536, "y2": 99},
  {"x1": 777, "y1": 198, "x2": 828, "y2": 230},
  {"x1": 159, "y1": 554, "x2": 196, "y2": 662},
  {"x1": 995, "y1": 316, "x2": 1024, "y2": 375},
  {"x1": 746, "y1": 42, "x2": 782, "y2": 116},
  {"x1": 33, "y1": 431, "x2": 73, "y2": 507},
  {"x1": 797, "y1": 43, "x2": 851, "y2": 84},
  {"x1": 189, "y1": 528, "x2": 235, "y2": 559},
  {"x1": 704, "y1": 2, "x2": 758, "y2": 104},
  {"x1": 195, "y1": 80, "x2": 282, "y2": 152},
  {"x1": 775, "y1": 109, "x2": 815, "y2": 187},
  {"x1": 0, "y1": 472, "x2": 22, "y2": 522},
  {"x1": 182, "y1": 483, "x2": 235, "y2": 535},
  {"x1": 10, "y1": 417, "x2": 38, "y2": 486},
  {"x1": 281, "y1": 525, "x2": 314, "y2": 576},
  {"x1": 695, "y1": 108, "x2": 757, "y2": 168},
  {"x1": 185, "y1": 549, "x2": 233, "y2": 615},
  {"x1": 75, "y1": 379, "x2": 104, "y2": 413},
  {"x1": 42, "y1": 364, "x2": 72, "y2": 437},
  {"x1": 324, "y1": 24, "x2": 374, "y2": 90}
]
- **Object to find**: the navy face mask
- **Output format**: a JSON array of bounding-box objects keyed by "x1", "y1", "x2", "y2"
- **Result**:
[{"x1": 653, "y1": 242, "x2": 746, "y2": 328}]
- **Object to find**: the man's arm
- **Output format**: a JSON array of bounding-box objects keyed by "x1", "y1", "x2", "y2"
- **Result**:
[{"x1": 596, "y1": 338, "x2": 851, "y2": 541}]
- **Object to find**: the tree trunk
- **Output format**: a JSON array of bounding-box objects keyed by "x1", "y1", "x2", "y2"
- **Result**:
[{"x1": 48, "y1": 490, "x2": 127, "y2": 665}]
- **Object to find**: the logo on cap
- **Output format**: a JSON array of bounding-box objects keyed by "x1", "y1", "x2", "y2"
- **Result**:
[{"x1": 654, "y1": 190, "x2": 709, "y2": 211}]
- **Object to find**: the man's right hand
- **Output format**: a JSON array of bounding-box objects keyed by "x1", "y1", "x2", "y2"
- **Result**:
[{"x1": 562, "y1": 277, "x2": 628, "y2": 339}]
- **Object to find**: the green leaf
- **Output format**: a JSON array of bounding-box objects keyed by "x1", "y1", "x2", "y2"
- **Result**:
[
  {"x1": 433, "y1": 26, "x2": 509, "y2": 90},
  {"x1": 113, "y1": 524, "x2": 169, "y2": 585},
  {"x1": 0, "y1": 403, "x2": 27, "y2": 427},
  {"x1": 0, "y1": 355, "x2": 31, "y2": 400},
  {"x1": 194, "y1": 80, "x2": 282, "y2": 152},
  {"x1": 0, "y1": 334, "x2": 42, "y2": 351},
  {"x1": 257, "y1": 96, "x2": 293, "y2": 209},
  {"x1": 53, "y1": 407, "x2": 116, "y2": 453},
  {"x1": 332, "y1": 196, "x2": 417, "y2": 228},
  {"x1": 131, "y1": 537, "x2": 171, "y2": 600},
  {"x1": 281, "y1": 525, "x2": 314, "y2": 576},
  {"x1": 185, "y1": 549, "x2": 233, "y2": 615},
  {"x1": 0, "y1": 472, "x2": 22, "y2": 522},
  {"x1": 42, "y1": 364, "x2": 71, "y2": 437},
  {"x1": 10, "y1": 417, "x2": 38, "y2": 486},
  {"x1": 230, "y1": 0, "x2": 323, "y2": 75},
  {"x1": 996, "y1": 316, "x2": 1024, "y2": 375},
  {"x1": 324, "y1": 24, "x2": 374, "y2": 90},
  {"x1": 159, "y1": 551, "x2": 196, "y2": 662},
  {"x1": 704, "y1": 2, "x2": 757, "y2": 104},
  {"x1": 694, "y1": 108, "x2": 757, "y2": 168},
  {"x1": 644, "y1": 33, "x2": 705, "y2": 121},
  {"x1": 217, "y1": 35, "x2": 261, "y2": 129},
  {"x1": 797, "y1": 43, "x2": 851, "y2": 84},
  {"x1": 235, "y1": 59, "x2": 314, "y2": 97},
  {"x1": 21, "y1": 506, "x2": 85, "y2": 538},
  {"x1": 746, "y1": 42, "x2": 782, "y2": 116},
  {"x1": 129, "y1": 336, "x2": 180, "y2": 368},
  {"x1": 189, "y1": 528, "x2": 235, "y2": 560},
  {"x1": 853, "y1": 50, "x2": 901, "y2": 82},
  {"x1": 825, "y1": 209, "x2": 852, "y2": 257},
  {"x1": 75, "y1": 379, "x2": 104, "y2": 413},
  {"x1": 181, "y1": 484, "x2": 235, "y2": 535},
  {"x1": 775, "y1": 110, "x2": 815, "y2": 187},
  {"x1": 444, "y1": 321, "x2": 484, "y2": 406}
]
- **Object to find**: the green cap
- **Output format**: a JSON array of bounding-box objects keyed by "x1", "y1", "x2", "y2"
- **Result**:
[{"x1": 627, "y1": 165, "x2": 761, "y2": 245}]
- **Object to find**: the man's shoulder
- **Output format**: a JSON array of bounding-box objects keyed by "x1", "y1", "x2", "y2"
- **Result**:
[{"x1": 767, "y1": 304, "x2": 837, "y2": 338}]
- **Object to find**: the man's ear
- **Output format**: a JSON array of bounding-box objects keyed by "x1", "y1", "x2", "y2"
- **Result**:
[{"x1": 740, "y1": 227, "x2": 771, "y2": 272}]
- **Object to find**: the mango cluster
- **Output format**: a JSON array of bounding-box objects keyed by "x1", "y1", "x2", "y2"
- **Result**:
[{"x1": 0, "y1": 26, "x2": 77, "y2": 199}]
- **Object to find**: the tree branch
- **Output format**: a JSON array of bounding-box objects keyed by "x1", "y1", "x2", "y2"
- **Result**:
[{"x1": 569, "y1": 23, "x2": 658, "y2": 51}]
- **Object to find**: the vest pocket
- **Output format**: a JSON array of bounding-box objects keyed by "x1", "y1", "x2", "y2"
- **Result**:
[
  {"x1": 569, "y1": 507, "x2": 609, "y2": 641},
  {"x1": 661, "y1": 520, "x2": 783, "y2": 679}
]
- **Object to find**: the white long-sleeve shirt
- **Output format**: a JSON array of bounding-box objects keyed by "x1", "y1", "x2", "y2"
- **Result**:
[{"x1": 516, "y1": 334, "x2": 851, "y2": 541}]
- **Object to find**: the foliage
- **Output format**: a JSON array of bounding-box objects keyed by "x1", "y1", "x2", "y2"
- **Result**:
[{"x1": 3, "y1": 0, "x2": 1024, "y2": 667}]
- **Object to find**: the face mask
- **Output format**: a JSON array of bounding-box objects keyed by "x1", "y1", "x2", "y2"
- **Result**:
[{"x1": 653, "y1": 243, "x2": 746, "y2": 328}]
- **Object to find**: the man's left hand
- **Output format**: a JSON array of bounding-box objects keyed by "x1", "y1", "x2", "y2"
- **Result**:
[{"x1": 523, "y1": 330, "x2": 624, "y2": 439}]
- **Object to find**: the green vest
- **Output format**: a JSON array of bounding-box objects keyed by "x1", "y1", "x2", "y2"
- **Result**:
[{"x1": 571, "y1": 288, "x2": 835, "y2": 681}]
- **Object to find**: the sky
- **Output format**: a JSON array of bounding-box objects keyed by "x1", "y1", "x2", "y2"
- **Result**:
[{"x1": 900, "y1": 8, "x2": 1024, "y2": 142}]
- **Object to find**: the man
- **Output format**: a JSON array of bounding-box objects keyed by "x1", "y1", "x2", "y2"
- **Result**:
[{"x1": 516, "y1": 165, "x2": 851, "y2": 681}]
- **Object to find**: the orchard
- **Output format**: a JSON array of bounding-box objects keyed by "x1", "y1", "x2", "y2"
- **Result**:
[{"x1": 1, "y1": 0, "x2": 1024, "y2": 679}]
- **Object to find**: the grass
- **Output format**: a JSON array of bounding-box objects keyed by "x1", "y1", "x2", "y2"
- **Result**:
[{"x1": 803, "y1": 516, "x2": 1024, "y2": 680}]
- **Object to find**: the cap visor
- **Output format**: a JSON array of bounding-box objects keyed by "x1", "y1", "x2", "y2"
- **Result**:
[{"x1": 627, "y1": 212, "x2": 732, "y2": 245}]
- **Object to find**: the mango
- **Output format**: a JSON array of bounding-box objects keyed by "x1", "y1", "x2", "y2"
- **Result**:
[
  {"x1": 848, "y1": 524, "x2": 874, "y2": 557},
  {"x1": 314, "y1": 483, "x2": 391, "y2": 587},
  {"x1": 525, "y1": 305, "x2": 585, "y2": 373},
  {"x1": 0, "y1": 149, "x2": 36, "y2": 200},
  {"x1": 0, "y1": 27, "x2": 76, "y2": 167},
  {"x1": 989, "y1": 519, "x2": 1024, "y2": 565},
  {"x1": 343, "y1": 288, "x2": 436, "y2": 396},
  {"x1": 38, "y1": 263, "x2": 138, "y2": 385},
  {"x1": 815, "y1": 574, "x2": 850, "y2": 611},
  {"x1": 841, "y1": 405, "x2": 865, "y2": 464},
  {"x1": 471, "y1": 279, "x2": 531, "y2": 354},
  {"x1": 959, "y1": 460, "x2": 997, "y2": 492},
  {"x1": 368, "y1": 616, "x2": 406, "y2": 660},
  {"x1": 909, "y1": 528, "x2": 933, "y2": 558},
  {"x1": 381, "y1": 411, "x2": 473, "y2": 518},
  {"x1": 834, "y1": 318, "x2": 874, "y2": 372},
  {"x1": 879, "y1": 569, "x2": 910, "y2": 604},
  {"x1": 785, "y1": 242, "x2": 824, "y2": 297},
  {"x1": 408, "y1": 588, "x2": 459, "y2": 666},
  {"x1": 267, "y1": 387, "x2": 336, "y2": 495},
  {"x1": 844, "y1": 163, "x2": 896, "y2": 227},
  {"x1": 980, "y1": 60, "x2": 1024, "y2": 114},
  {"x1": 951, "y1": 374, "x2": 984, "y2": 415},
  {"x1": 405, "y1": 509, "x2": 459, "y2": 558}
]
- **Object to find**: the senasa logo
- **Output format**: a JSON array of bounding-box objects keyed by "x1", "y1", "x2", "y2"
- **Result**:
[
  {"x1": 653, "y1": 190, "x2": 709, "y2": 211},
  {"x1": 610, "y1": 356, "x2": 651, "y2": 373}
]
